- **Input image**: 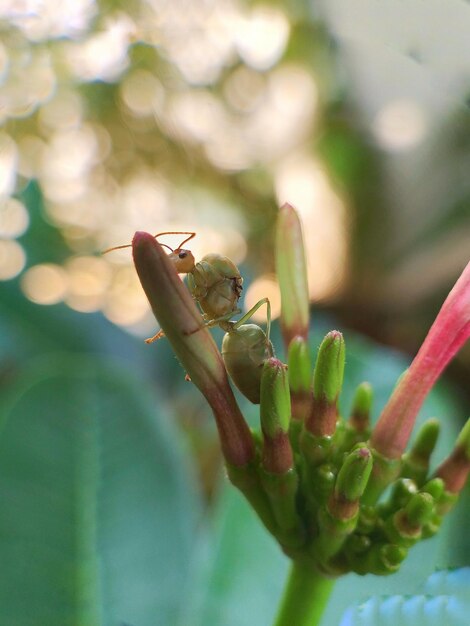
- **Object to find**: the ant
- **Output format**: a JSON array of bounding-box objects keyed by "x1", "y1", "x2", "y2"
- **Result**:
[{"x1": 103, "y1": 231, "x2": 273, "y2": 403}]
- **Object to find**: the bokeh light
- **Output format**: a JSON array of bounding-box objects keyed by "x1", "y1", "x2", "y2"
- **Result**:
[
  {"x1": 244, "y1": 275, "x2": 281, "y2": 323},
  {"x1": 0, "y1": 197, "x2": 29, "y2": 238},
  {"x1": 65, "y1": 256, "x2": 112, "y2": 313},
  {"x1": 0, "y1": 134, "x2": 18, "y2": 197},
  {"x1": 0, "y1": 240, "x2": 26, "y2": 280},
  {"x1": 275, "y1": 155, "x2": 348, "y2": 302},
  {"x1": 234, "y1": 5, "x2": 289, "y2": 71},
  {"x1": 102, "y1": 266, "x2": 150, "y2": 327},
  {"x1": 1, "y1": 0, "x2": 344, "y2": 333},
  {"x1": 21, "y1": 263, "x2": 68, "y2": 304},
  {"x1": 373, "y1": 100, "x2": 428, "y2": 152}
]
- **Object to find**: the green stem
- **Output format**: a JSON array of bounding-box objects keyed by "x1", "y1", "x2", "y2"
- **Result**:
[{"x1": 273, "y1": 560, "x2": 335, "y2": 626}]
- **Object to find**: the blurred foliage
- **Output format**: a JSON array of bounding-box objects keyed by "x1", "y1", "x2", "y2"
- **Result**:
[{"x1": 338, "y1": 568, "x2": 470, "y2": 626}]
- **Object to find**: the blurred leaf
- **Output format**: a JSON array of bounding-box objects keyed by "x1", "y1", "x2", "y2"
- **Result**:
[
  {"x1": 184, "y1": 485, "x2": 287, "y2": 626},
  {"x1": 0, "y1": 357, "x2": 202, "y2": 626},
  {"x1": 0, "y1": 276, "x2": 189, "y2": 402},
  {"x1": 339, "y1": 568, "x2": 470, "y2": 626}
]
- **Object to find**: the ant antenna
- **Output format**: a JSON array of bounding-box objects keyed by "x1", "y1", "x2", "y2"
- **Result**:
[
  {"x1": 102, "y1": 231, "x2": 196, "y2": 255},
  {"x1": 152, "y1": 231, "x2": 196, "y2": 250},
  {"x1": 101, "y1": 243, "x2": 132, "y2": 254}
]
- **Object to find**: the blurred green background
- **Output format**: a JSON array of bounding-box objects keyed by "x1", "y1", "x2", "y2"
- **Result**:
[{"x1": 0, "y1": 1, "x2": 469, "y2": 625}]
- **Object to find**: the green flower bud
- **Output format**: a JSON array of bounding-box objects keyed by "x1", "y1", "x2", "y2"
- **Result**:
[
  {"x1": 260, "y1": 358, "x2": 294, "y2": 474},
  {"x1": 305, "y1": 331, "x2": 345, "y2": 437},
  {"x1": 288, "y1": 337, "x2": 312, "y2": 393},
  {"x1": 401, "y1": 418, "x2": 440, "y2": 484},
  {"x1": 356, "y1": 506, "x2": 378, "y2": 534},
  {"x1": 435, "y1": 418, "x2": 470, "y2": 493},
  {"x1": 349, "y1": 543, "x2": 407, "y2": 576},
  {"x1": 349, "y1": 382, "x2": 373, "y2": 432},
  {"x1": 275, "y1": 202, "x2": 310, "y2": 348},
  {"x1": 384, "y1": 512, "x2": 421, "y2": 547},
  {"x1": 260, "y1": 358, "x2": 291, "y2": 437},
  {"x1": 404, "y1": 492, "x2": 435, "y2": 527},
  {"x1": 346, "y1": 534, "x2": 371, "y2": 555},
  {"x1": 334, "y1": 445, "x2": 373, "y2": 506},
  {"x1": 457, "y1": 418, "x2": 470, "y2": 457},
  {"x1": 388, "y1": 478, "x2": 418, "y2": 513},
  {"x1": 421, "y1": 477, "x2": 444, "y2": 501},
  {"x1": 312, "y1": 463, "x2": 336, "y2": 503},
  {"x1": 421, "y1": 513, "x2": 442, "y2": 538},
  {"x1": 380, "y1": 544, "x2": 408, "y2": 569},
  {"x1": 362, "y1": 447, "x2": 401, "y2": 506},
  {"x1": 313, "y1": 331, "x2": 345, "y2": 404}
]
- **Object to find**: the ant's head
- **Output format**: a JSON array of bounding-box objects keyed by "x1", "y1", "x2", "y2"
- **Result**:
[
  {"x1": 167, "y1": 247, "x2": 196, "y2": 274},
  {"x1": 158, "y1": 232, "x2": 196, "y2": 274}
]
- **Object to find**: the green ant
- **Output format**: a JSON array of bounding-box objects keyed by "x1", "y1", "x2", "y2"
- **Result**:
[{"x1": 103, "y1": 231, "x2": 274, "y2": 403}]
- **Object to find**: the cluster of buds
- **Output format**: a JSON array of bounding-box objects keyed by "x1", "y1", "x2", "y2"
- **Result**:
[{"x1": 132, "y1": 203, "x2": 470, "y2": 579}]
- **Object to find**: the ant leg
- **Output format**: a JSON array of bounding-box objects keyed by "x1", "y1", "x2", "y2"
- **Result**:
[
  {"x1": 184, "y1": 309, "x2": 242, "y2": 336},
  {"x1": 204, "y1": 309, "x2": 241, "y2": 328},
  {"x1": 184, "y1": 310, "x2": 239, "y2": 337},
  {"x1": 145, "y1": 329, "x2": 165, "y2": 344},
  {"x1": 232, "y1": 298, "x2": 271, "y2": 340}
]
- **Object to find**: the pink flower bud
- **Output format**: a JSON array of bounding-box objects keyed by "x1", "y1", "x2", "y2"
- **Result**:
[{"x1": 371, "y1": 262, "x2": 470, "y2": 459}]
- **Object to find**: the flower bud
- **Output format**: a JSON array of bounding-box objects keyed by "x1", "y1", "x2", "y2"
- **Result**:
[
  {"x1": 331, "y1": 445, "x2": 373, "y2": 518},
  {"x1": 370, "y1": 261, "x2": 470, "y2": 460},
  {"x1": 305, "y1": 330, "x2": 345, "y2": 437},
  {"x1": 404, "y1": 492, "x2": 435, "y2": 527},
  {"x1": 337, "y1": 381, "x2": 373, "y2": 454},
  {"x1": 349, "y1": 382, "x2": 373, "y2": 432},
  {"x1": 401, "y1": 418, "x2": 440, "y2": 485},
  {"x1": 435, "y1": 418, "x2": 470, "y2": 493},
  {"x1": 288, "y1": 336, "x2": 312, "y2": 421},
  {"x1": 260, "y1": 358, "x2": 291, "y2": 438},
  {"x1": 379, "y1": 478, "x2": 417, "y2": 517},
  {"x1": 275, "y1": 202, "x2": 310, "y2": 349},
  {"x1": 288, "y1": 336, "x2": 312, "y2": 394},
  {"x1": 421, "y1": 477, "x2": 444, "y2": 501},
  {"x1": 260, "y1": 358, "x2": 293, "y2": 474}
]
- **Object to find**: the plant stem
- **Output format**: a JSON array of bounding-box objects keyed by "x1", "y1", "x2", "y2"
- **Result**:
[{"x1": 273, "y1": 560, "x2": 335, "y2": 626}]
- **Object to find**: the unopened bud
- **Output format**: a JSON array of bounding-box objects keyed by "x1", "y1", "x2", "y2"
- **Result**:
[
  {"x1": 288, "y1": 337, "x2": 311, "y2": 393},
  {"x1": 349, "y1": 382, "x2": 373, "y2": 432},
  {"x1": 402, "y1": 418, "x2": 440, "y2": 485},
  {"x1": 389, "y1": 478, "x2": 417, "y2": 512},
  {"x1": 404, "y1": 492, "x2": 435, "y2": 528},
  {"x1": 435, "y1": 418, "x2": 470, "y2": 493},
  {"x1": 275, "y1": 203, "x2": 310, "y2": 348},
  {"x1": 260, "y1": 358, "x2": 291, "y2": 437},
  {"x1": 305, "y1": 331, "x2": 345, "y2": 437},
  {"x1": 260, "y1": 358, "x2": 293, "y2": 474},
  {"x1": 287, "y1": 336, "x2": 312, "y2": 421},
  {"x1": 334, "y1": 446, "x2": 373, "y2": 506},
  {"x1": 421, "y1": 477, "x2": 444, "y2": 501}
]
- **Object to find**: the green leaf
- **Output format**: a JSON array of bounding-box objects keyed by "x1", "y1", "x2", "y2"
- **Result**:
[{"x1": 0, "y1": 356, "x2": 201, "y2": 626}]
